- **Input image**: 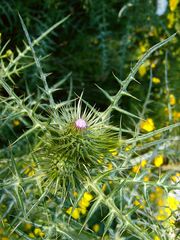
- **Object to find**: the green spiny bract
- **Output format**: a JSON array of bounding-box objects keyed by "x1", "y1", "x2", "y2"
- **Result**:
[{"x1": 35, "y1": 100, "x2": 118, "y2": 192}]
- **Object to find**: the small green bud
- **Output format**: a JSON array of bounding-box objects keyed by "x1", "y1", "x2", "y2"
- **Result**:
[{"x1": 5, "y1": 49, "x2": 13, "y2": 57}]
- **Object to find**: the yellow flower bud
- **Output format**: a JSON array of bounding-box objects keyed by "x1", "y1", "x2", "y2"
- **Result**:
[
  {"x1": 169, "y1": 0, "x2": 179, "y2": 11},
  {"x1": 34, "y1": 228, "x2": 45, "y2": 237},
  {"x1": 167, "y1": 12, "x2": 175, "y2": 28},
  {"x1": 107, "y1": 163, "x2": 113, "y2": 170},
  {"x1": 143, "y1": 176, "x2": 149, "y2": 182},
  {"x1": 140, "y1": 118, "x2": 155, "y2": 132},
  {"x1": 132, "y1": 164, "x2": 140, "y2": 174},
  {"x1": 141, "y1": 160, "x2": 147, "y2": 168},
  {"x1": 152, "y1": 77, "x2": 160, "y2": 84},
  {"x1": 83, "y1": 192, "x2": 93, "y2": 201},
  {"x1": 66, "y1": 207, "x2": 81, "y2": 219},
  {"x1": 154, "y1": 155, "x2": 164, "y2": 167},
  {"x1": 79, "y1": 207, "x2": 87, "y2": 215},
  {"x1": 167, "y1": 196, "x2": 179, "y2": 211},
  {"x1": 28, "y1": 232, "x2": 35, "y2": 238},
  {"x1": 138, "y1": 65, "x2": 147, "y2": 77},
  {"x1": 78, "y1": 198, "x2": 90, "y2": 208},
  {"x1": 169, "y1": 94, "x2": 176, "y2": 105}
]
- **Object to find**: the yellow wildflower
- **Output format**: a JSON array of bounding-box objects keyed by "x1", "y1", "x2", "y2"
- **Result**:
[
  {"x1": 24, "y1": 164, "x2": 35, "y2": 177},
  {"x1": 76, "y1": 193, "x2": 91, "y2": 216},
  {"x1": 169, "y1": 94, "x2": 176, "y2": 105},
  {"x1": 154, "y1": 236, "x2": 160, "y2": 240},
  {"x1": 167, "y1": 12, "x2": 175, "y2": 28},
  {"x1": 151, "y1": 62, "x2": 156, "y2": 68},
  {"x1": 156, "y1": 215, "x2": 165, "y2": 221},
  {"x1": 78, "y1": 198, "x2": 90, "y2": 208},
  {"x1": 169, "y1": 218, "x2": 175, "y2": 225},
  {"x1": 138, "y1": 65, "x2": 147, "y2": 77},
  {"x1": 28, "y1": 170, "x2": 35, "y2": 177},
  {"x1": 154, "y1": 155, "x2": 164, "y2": 167},
  {"x1": 125, "y1": 145, "x2": 131, "y2": 151},
  {"x1": 169, "y1": 0, "x2": 179, "y2": 11},
  {"x1": 132, "y1": 160, "x2": 148, "y2": 173},
  {"x1": 79, "y1": 207, "x2": 87, "y2": 215},
  {"x1": 34, "y1": 228, "x2": 45, "y2": 237},
  {"x1": 139, "y1": 42, "x2": 149, "y2": 53},
  {"x1": 132, "y1": 164, "x2": 140, "y2": 174},
  {"x1": 173, "y1": 111, "x2": 180, "y2": 121},
  {"x1": 140, "y1": 118, "x2": 155, "y2": 132},
  {"x1": 167, "y1": 196, "x2": 179, "y2": 211},
  {"x1": 140, "y1": 45, "x2": 146, "y2": 53},
  {"x1": 141, "y1": 160, "x2": 147, "y2": 168},
  {"x1": 133, "y1": 199, "x2": 140, "y2": 206},
  {"x1": 33, "y1": 228, "x2": 38, "y2": 234},
  {"x1": 107, "y1": 163, "x2": 113, "y2": 170},
  {"x1": 92, "y1": 224, "x2": 100, "y2": 233},
  {"x1": 171, "y1": 172, "x2": 180, "y2": 182},
  {"x1": 83, "y1": 192, "x2": 93, "y2": 202},
  {"x1": 109, "y1": 148, "x2": 118, "y2": 156},
  {"x1": 152, "y1": 77, "x2": 160, "y2": 84},
  {"x1": 164, "y1": 208, "x2": 172, "y2": 216},
  {"x1": 171, "y1": 176, "x2": 176, "y2": 182},
  {"x1": 2, "y1": 237, "x2": 9, "y2": 240},
  {"x1": 28, "y1": 232, "x2": 35, "y2": 238},
  {"x1": 66, "y1": 207, "x2": 80, "y2": 220},
  {"x1": 133, "y1": 199, "x2": 144, "y2": 209},
  {"x1": 143, "y1": 176, "x2": 149, "y2": 182},
  {"x1": 156, "y1": 208, "x2": 171, "y2": 221}
]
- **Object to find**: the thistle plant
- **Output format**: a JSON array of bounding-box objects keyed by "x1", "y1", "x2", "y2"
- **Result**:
[{"x1": 0, "y1": 15, "x2": 179, "y2": 240}]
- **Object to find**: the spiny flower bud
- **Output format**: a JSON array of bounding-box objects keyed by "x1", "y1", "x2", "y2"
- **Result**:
[{"x1": 36, "y1": 99, "x2": 118, "y2": 194}]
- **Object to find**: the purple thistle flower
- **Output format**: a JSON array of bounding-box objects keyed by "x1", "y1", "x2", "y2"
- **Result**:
[{"x1": 75, "y1": 118, "x2": 87, "y2": 129}]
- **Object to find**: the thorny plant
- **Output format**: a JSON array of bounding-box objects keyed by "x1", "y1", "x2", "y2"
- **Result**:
[{"x1": 0, "y1": 15, "x2": 179, "y2": 240}]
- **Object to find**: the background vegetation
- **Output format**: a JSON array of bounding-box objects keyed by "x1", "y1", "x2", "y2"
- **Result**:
[{"x1": 0, "y1": 0, "x2": 179, "y2": 240}]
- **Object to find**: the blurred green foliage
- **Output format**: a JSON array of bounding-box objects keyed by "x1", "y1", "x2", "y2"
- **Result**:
[{"x1": 0, "y1": 0, "x2": 179, "y2": 145}]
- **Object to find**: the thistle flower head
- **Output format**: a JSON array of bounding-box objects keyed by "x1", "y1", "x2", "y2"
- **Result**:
[{"x1": 36, "y1": 99, "x2": 118, "y2": 194}]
